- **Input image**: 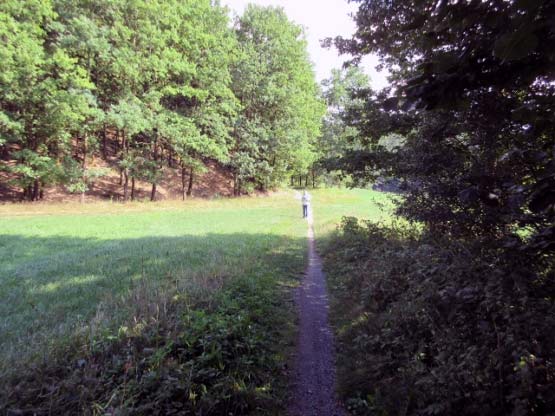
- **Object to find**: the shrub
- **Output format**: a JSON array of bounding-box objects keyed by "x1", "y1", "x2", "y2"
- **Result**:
[{"x1": 324, "y1": 217, "x2": 555, "y2": 416}]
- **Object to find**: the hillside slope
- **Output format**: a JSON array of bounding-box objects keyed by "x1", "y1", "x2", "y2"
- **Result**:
[{"x1": 0, "y1": 137, "x2": 234, "y2": 203}]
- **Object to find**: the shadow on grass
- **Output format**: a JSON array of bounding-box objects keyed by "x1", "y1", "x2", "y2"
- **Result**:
[
  {"x1": 0, "y1": 231, "x2": 307, "y2": 415},
  {"x1": 0, "y1": 232, "x2": 306, "y2": 364}
]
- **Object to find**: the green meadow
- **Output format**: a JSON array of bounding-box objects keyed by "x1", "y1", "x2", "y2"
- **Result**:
[
  {"x1": 0, "y1": 189, "x2": 389, "y2": 411},
  {"x1": 0, "y1": 189, "x2": 391, "y2": 369}
]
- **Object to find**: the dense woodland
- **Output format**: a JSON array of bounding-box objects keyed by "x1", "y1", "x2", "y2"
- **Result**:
[{"x1": 0, "y1": 0, "x2": 325, "y2": 201}]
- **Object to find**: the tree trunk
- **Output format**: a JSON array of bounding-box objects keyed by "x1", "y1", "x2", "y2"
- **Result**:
[
  {"x1": 298, "y1": 175, "x2": 302, "y2": 187},
  {"x1": 150, "y1": 134, "x2": 158, "y2": 202},
  {"x1": 32, "y1": 179, "x2": 40, "y2": 201},
  {"x1": 102, "y1": 124, "x2": 107, "y2": 158},
  {"x1": 1, "y1": 143, "x2": 8, "y2": 159},
  {"x1": 305, "y1": 175, "x2": 308, "y2": 188},
  {"x1": 121, "y1": 130, "x2": 128, "y2": 198},
  {"x1": 123, "y1": 169, "x2": 129, "y2": 201},
  {"x1": 181, "y1": 165, "x2": 187, "y2": 200},
  {"x1": 131, "y1": 177, "x2": 136, "y2": 201},
  {"x1": 118, "y1": 130, "x2": 124, "y2": 185},
  {"x1": 186, "y1": 168, "x2": 194, "y2": 197},
  {"x1": 81, "y1": 134, "x2": 88, "y2": 204},
  {"x1": 312, "y1": 169, "x2": 316, "y2": 188},
  {"x1": 234, "y1": 174, "x2": 241, "y2": 196},
  {"x1": 121, "y1": 130, "x2": 126, "y2": 153},
  {"x1": 22, "y1": 185, "x2": 30, "y2": 201}
]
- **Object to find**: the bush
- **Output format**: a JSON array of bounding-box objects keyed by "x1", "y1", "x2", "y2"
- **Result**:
[{"x1": 323, "y1": 217, "x2": 555, "y2": 416}]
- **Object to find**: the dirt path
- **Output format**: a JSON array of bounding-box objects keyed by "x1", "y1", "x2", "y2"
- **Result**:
[{"x1": 289, "y1": 207, "x2": 345, "y2": 416}]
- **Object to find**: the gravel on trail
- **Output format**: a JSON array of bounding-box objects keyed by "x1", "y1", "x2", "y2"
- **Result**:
[{"x1": 289, "y1": 209, "x2": 345, "y2": 416}]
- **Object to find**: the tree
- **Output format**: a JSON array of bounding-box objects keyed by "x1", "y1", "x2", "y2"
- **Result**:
[
  {"x1": 0, "y1": 0, "x2": 98, "y2": 200},
  {"x1": 106, "y1": 96, "x2": 149, "y2": 201},
  {"x1": 1, "y1": 0, "x2": 321, "y2": 201},
  {"x1": 336, "y1": 0, "x2": 555, "y2": 248},
  {"x1": 316, "y1": 67, "x2": 371, "y2": 186},
  {"x1": 328, "y1": 1, "x2": 555, "y2": 414},
  {"x1": 231, "y1": 5, "x2": 324, "y2": 193},
  {"x1": 54, "y1": 0, "x2": 237, "y2": 201}
]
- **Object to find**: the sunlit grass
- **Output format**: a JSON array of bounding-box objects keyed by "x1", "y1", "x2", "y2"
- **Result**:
[
  {"x1": 0, "y1": 188, "x2": 391, "y2": 372},
  {"x1": 310, "y1": 187, "x2": 396, "y2": 237},
  {"x1": 0, "y1": 193, "x2": 307, "y2": 368}
]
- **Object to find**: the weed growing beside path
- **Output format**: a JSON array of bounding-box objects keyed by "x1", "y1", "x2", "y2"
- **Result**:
[{"x1": 321, "y1": 218, "x2": 555, "y2": 415}]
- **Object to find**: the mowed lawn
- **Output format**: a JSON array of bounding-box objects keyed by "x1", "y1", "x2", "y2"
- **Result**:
[{"x1": 0, "y1": 189, "x2": 391, "y2": 369}]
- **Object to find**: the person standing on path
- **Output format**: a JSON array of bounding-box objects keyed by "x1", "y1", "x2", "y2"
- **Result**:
[{"x1": 302, "y1": 190, "x2": 311, "y2": 218}]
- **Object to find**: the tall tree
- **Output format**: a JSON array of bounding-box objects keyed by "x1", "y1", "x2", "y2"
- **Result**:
[
  {"x1": 55, "y1": 0, "x2": 237, "y2": 201},
  {"x1": 316, "y1": 67, "x2": 371, "y2": 185},
  {"x1": 0, "y1": 0, "x2": 98, "y2": 200},
  {"x1": 231, "y1": 5, "x2": 324, "y2": 193},
  {"x1": 335, "y1": 0, "x2": 555, "y2": 247}
]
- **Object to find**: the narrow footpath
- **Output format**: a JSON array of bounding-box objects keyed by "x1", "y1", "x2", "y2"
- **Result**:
[{"x1": 289, "y1": 207, "x2": 344, "y2": 416}]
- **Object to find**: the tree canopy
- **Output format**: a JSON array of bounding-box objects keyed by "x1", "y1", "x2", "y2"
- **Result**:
[
  {"x1": 335, "y1": 0, "x2": 555, "y2": 253},
  {"x1": 0, "y1": 0, "x2": 324, "y2": 201},
  {"x1": 230, "y1": 5, "x2": 325, "y2": 193},
  {"x1": 326, "y1": 0, "x2": 555, "y2": 414}
]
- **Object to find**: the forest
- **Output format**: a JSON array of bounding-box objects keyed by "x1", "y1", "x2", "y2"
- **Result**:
[
  {"x1": 2, "y1": 0, "x2": 555, "y2": 415},
  {"x1": 0, "y1": 0, "x2": 325, "y2": 202}
]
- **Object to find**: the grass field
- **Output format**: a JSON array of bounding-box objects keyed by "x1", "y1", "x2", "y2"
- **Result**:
[
  {"x1": 0, "y1": 188, "x2": 392, "y2": 413},
  {"x1": 0, "y1": 194, "x2": 304, "y2": 365},
  {"x1": 309, "y1": 188, "x2": 395, "y2": 236}
]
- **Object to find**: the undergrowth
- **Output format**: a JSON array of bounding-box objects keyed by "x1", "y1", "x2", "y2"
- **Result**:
[
  {"x1": 1, "y1": 268, "x2": 295, "y2": 415},
  {"x1": 323, "y1": 217, "x2": 555, "y2": 416}
]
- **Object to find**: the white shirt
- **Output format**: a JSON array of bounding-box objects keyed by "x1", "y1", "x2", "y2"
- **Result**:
[{"x1": 302, "y1": 193, "x2": 311, "y2": 205}]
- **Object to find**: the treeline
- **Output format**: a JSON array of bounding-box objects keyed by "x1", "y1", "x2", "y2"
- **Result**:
[
  {"x1": 0, "y1": 0, "x2": 324, "y2": 201},
  {"x1": 324, "y1": 0, "x2": 555, "y2": 414}
]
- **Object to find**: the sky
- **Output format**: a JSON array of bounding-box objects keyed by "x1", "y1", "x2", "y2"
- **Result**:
[{"x1": 220, "y1": 0, "x2": 390, "y2": 90}]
